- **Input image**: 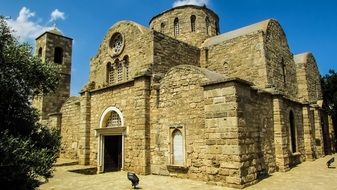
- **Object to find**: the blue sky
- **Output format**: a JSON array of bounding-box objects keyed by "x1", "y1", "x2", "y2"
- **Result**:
[{"x1": 1, "y1": 0, "x2": 337, "y2": 96}]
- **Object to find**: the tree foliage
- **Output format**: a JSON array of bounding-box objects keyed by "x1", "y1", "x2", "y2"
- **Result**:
[
  {"x1": 0, "y1": 16, "x2": 61, "y2": 189},
  {"x1": 321, "y1": 69, "x2": 337, "y2": 130},
  {"x1": 321, "y1": 70, "x2": 337, "y2": 117}
]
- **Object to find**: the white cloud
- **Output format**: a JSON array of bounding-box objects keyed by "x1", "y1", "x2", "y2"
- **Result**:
[
  {"x1": 50, "y1": 9, "x2": 65, "y2": 22},
  {"x1": 173, "y1": 0, "x2": 209, "y2": 7},
  {"x1": 6, "y1": 7, "x2": 66, "y2": 42}
]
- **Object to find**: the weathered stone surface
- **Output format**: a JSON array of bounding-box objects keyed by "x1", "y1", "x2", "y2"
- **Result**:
[
  {"x1": 59, "y1": 97, "x2": 80, "y2": 159},
  {"x1": 150, "y1": 5, "x2": 219, "y2": 47},
  {"x1": 33, "y1": 4, "x2": 334, "y2": 189},
  {"x1": 33, "y1": 29, "x2": 72, "y2": 120}
]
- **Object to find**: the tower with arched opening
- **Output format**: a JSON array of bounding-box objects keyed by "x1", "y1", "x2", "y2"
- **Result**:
[{"x1": 33, "y1": 28, "x2": 73, "y2": 121}]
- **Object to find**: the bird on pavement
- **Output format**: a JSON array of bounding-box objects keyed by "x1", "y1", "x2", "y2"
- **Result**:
[
  {"x1": 326, "y1": 157, "x2": 335, "y2": 168},
  {"x1": 127, "y1": 172, "x2": 139, "y2": 189}
]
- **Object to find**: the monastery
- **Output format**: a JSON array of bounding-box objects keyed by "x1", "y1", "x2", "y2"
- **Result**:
[{"x1": 33, "y1": 5, "x2": 335, "y2": 188}]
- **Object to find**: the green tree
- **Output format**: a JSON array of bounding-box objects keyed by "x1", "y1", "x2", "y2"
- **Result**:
[
  {"x1": 321, "y1": 69, "x2": 337, "y2": 149},
  {"x1": 0, "y1": 16, "x2": 61, "y2": 189}
]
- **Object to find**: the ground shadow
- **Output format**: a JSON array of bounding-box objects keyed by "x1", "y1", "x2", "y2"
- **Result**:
[
  {"x1": 68, "y1": 167, "x2": 97, "y2": 175},
  {"x1": 328, "y1": 166, "x2": 336, "y2": 169}
]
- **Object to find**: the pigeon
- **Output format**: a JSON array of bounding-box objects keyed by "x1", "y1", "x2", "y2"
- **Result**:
[
  {"x1": 127, "y1": 172, "x2": 139, "y2": 189},
  {"x1": 326, "y1": 157, "x2": 335, "y2": 168}
]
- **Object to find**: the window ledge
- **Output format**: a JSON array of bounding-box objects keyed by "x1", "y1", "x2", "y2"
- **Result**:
[{"x1": 167, "y1": 165, "x2": 189, "y2": 173}]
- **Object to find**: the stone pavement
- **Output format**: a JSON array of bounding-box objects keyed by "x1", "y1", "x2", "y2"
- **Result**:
[{"x1": 38, "y1": 154, "x2": 337, "y2": 190}]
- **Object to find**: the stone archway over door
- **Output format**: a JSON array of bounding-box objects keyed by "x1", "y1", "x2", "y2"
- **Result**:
[{"x1": 95, "y1": 107, "x2": 125, "y2": 173}]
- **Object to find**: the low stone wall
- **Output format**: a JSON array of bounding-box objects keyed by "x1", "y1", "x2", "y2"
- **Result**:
[{"x1": 60, "y1": 96, "x2": 80, "y2": 159}]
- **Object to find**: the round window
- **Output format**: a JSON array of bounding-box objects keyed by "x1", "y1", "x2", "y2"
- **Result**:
[{"x1": 109, "y1": 33, "x2": 124, "y2": 56}]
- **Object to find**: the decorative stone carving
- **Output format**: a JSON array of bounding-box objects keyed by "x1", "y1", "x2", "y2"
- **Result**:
[{"x1": 109, "y1": 32, "x2": 124, "y2": 57}]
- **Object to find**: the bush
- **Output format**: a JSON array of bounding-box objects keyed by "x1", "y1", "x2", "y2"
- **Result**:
[{"x1": 0, "y1": 16, "x2": 61, "y2": 189}]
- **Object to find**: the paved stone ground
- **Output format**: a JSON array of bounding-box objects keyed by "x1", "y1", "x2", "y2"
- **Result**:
[{"x1": 39, "y1": 154, "x2": 337, "y2": 190}]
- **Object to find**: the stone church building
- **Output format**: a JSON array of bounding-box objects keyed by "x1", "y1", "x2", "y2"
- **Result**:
[{"x1": 34, "y1": 5, "x2": 334, "y2": 188}]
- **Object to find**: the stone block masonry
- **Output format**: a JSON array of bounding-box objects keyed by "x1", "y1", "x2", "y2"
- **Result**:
[{"x1": 35, "y1": 4, "x2": 333, "y2": 189}]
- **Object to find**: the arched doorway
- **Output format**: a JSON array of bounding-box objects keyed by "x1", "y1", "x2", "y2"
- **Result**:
[{"x1": 95, "y1": 107, "x2": 125, "y2": 173}]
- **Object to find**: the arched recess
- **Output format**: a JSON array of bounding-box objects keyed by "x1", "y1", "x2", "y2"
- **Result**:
[
  {"x1": 289, "y1": 110, "x2": 297, "y2": 153},
  {"x1": 160, "y1": 22, "x2": 165, "y2": 33},
  {"x1": 54, "y1": 47, "x2": 63, "y2": 64},
  {"x1": 106, "y1": 62, "x2": 115, "y2": 85},
  {"x1": 190, "y1": 15, "x2": 196, "y2": 32},
  {"x1": 123, "y1": 55, "x2": 129, "y2": 80},
  {"x1": 96, "y1": 106, "x2": 125, "y2": 173},
  {"x1": 172, "y1": 129, "x2": 184, "y2": 165},
  {"x1": 38, "y1": 47, "x2": 42, "y2": 57},
  {"x1": 174, "y1": 18, "x2": 179, "y2": 36},
  {"x1": 99, "y1": 106, "x2": 124, "y2": 128},
  {"x1": 205, "y1": 16, "x2": 210, "y2": 35}
]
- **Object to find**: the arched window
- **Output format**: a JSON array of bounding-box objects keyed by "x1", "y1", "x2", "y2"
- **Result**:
[
  {"x1": 289, "y1": 111, "x2": 297, "y2": 153},
  {"x1": 172, "y1": 129, "x2": 183, "y2": 165},
  {"x1": 99, "y1": 107, "x2": 124, "y2": 129},
  {"x1": 117, "y1": 62, "x2": 123, "y2": 82},
  {"x1": 107, "y1": 62, "x2": 114, "y2": 85},
  {"x1": 174, "y1": 18, "x2": 179, "y2": 36},
  {"x1": 38, "y1": 47, "x2": 42, "y2": 57},
  {"x1": 54, "y1": 47, "x2": 63, "y2": 64},
  {"x1": 205, "y1": 16, "x2": 210, "y2": 35},
  {"x1": 106, "y1": 111, "x2": 122, "y2": 128},
  {"x1": 190, "y1": 15, "x2": 196, "y2": 32},
  {"x1": 160, "y1": 23, "x2": 165, "y2": 33},
  {"x1": 215, "y1": 21, "x2": 220, "y2": 35},
  {"x1": 205, "y1": 48, "x2": 209, "y2": 63},
  {"x1": 123, "y1": 55, "x2": 129, "y2": 80}
]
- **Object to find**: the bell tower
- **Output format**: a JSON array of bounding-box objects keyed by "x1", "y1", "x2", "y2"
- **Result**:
[{"x1": 33, "y1": 28, "x2": 73, "y2": 121}]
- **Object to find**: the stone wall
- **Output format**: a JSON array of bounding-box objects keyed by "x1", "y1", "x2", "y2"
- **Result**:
[
  {"x1": 40, "y1": 74, "x2": 71, "y2": 119},
  {"x1": 150, "y1": 5, "x2": 219, "y2": 47},
  {"x1": 151, "y1": 65, "x2": 209, "y2": 177},
  {"x1": 264, "y1": 20, "x2": 298, "y2": 99},
  {"x1": 282, "y1": 99, "x2": 306, "y2": 166},
  {"x1": 89, "y1": 21, "x2": 153, "y2": 88},
  {"x1": 35, "y1": 32, "x2": 72, "y2": 75},
  {"x1": 328, "y1": 116, "x2": 336, "y2": 153},
  {"x1": 34, "y1": 32, "x2": 72, "y2": 120},
  {"x1": 294, "y1": 52, "x2": 322, "y2": 103},
  {"x1": 153, "y1": 31, "x2": 200, "y2": 75},
  {"x1": 202, "y1": 80, "x2": 243, "y2": 188},
  {"x1": 302, "y1": 105, "x2": 316, "y2": 160},
  {"x1": 200, "y1": 31, "x2": 267, "y2": 89},
  {"x1": 272, "y1": 96, "x2": 306, "y2": 171},
  {"x1": 312, "y1": 107, "x2": 324, "y2": 157},
  {"x1": 235, "y1": 84, "x2": 276, "y2": 186},
  {"x1": 151, "y1": 65, "x2": 279, "y2": 188},
  {"x1": 78, "y1": 91, "x2": 91, "y2": 165},
  {"x1": 87, "y1": 76, "x2": 151, "y2": 174},
  {"x1": 59, "y1": 97, "x2": 80, "y2": 159}
]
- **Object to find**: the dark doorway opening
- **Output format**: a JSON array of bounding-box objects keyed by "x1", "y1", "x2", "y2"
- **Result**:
[
  {"x1": 289, "y1": 111, "x2": 297, "y2": 153},
  {"x1": 321, "y1": 114, "x2": 331, "y2": 155},
  {"x1": 104, "y1": 135, "x2": 122, "y2": 172}
]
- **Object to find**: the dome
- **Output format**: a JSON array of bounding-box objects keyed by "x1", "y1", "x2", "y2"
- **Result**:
[{"x1": 149, "y1": 5, "x2": 219, "y2": 47}]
